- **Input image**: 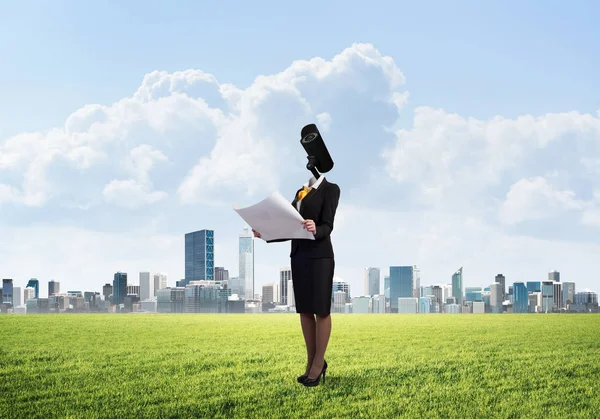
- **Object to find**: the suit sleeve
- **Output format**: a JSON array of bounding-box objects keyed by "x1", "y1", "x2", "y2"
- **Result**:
[{"x1": 314, "y1": 184, "x2": 340, "y2": 241}]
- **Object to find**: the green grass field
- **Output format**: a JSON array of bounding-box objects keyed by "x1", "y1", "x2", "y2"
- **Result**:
[{"x1": 1, "y1": 314, "x2": 599, "y2": 418}]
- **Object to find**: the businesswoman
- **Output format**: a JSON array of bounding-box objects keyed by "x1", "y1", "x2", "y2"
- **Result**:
[{"x1": 253, "y1": 174, "x2": 340, "y2": 387}]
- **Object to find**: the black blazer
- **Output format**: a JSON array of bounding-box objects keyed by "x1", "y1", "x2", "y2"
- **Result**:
[{"x1": 267, "y1": 178, "x2": 341, "y2": 259}]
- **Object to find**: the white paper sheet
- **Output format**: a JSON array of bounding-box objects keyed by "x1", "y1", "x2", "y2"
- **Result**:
[{"x1": 233, "y1": 191, "x2": 315, "y2": 241}]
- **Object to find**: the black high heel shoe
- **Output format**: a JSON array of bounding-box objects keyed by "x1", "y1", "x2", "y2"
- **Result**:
[{"x1": 302, "y1": 360, "x2": 327, "y2": 387}]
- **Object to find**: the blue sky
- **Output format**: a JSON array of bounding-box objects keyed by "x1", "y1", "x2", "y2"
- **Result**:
[{"x1": 1, "y1": 1, "x2": 600, "y2": 298}]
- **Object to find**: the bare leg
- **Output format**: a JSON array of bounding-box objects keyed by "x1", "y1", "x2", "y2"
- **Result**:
[
  {"x1": 307, "y1": 314, "x2": 331, "y2": 379},
  {"x1": 299, "y1": 313, "x2": 317, "y2": 375}
]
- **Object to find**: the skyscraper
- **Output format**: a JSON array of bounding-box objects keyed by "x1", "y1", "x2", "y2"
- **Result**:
[
  {"x1": 239, "y1": 228, "x2": 254, "y2": 299},
  {"x1": 364, "y1": 267, "x2": 380, "y2": 297},
  {"x1": 280, "y1": 268, "x2": 291, "y2": 305},
  {"x1": 113, "y1": 272, "x2": 127, "y2": 305},
  {"x1": 389, "y1": 266, "x2": 413, "y2": 313},
  {"x1": 153, "y1": 273, "x2": 168, "y2": 296},
  {"x1": 48, "y1": 280, "x2": 60, "y2": 296},
  {"x1": 27, "y1": 279, "x2": 39, "y2": 299},
  {"x1": 549, "y1": 270, "x2": 560, "y2": 282},
  {"x1": 103, "y1": 283, "x2": 113, "y2": 302},
  {"x1": 495, "y1": 274, "x2": 506, "y2": 301},
  {"x1": 215, "y1": 267, "x2": 229, "y2": 282},
  {"x1": 185, "y1": 229, "x2": 214, "y2": 285},
  {"x1": 2, "y1": 279, "x2": 13, "y2": 305},
  {"x1": 562, "y1": 282, "x2": 576, "y2": 306},
  {"x1": 452, "y1": 267, "x2": 463, "y2": 304},
  {"x1": 413, "y1": 267, "x2": 421, "y2": 299},
  {"x1": 140, "y1": 272, "x2": 151, "y2": 301},
  {"x1": 490, "y1": 283, "x2": 503, "y2": 313},
  {"x1": 513, "y1": 282, "x2": 528, "y2": 313},
  {"x1": 12, "y1": 287, "x2": 22, "y2": 307}
]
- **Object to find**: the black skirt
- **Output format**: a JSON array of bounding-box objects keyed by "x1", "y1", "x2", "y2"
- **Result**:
[{"x1": 290, "y1": 256, "x2": 335, "y2": 316}]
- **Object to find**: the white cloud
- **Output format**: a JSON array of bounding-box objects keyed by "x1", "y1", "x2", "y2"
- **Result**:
[
  {"x1": 2, "y1": 42, "x2": 600, "y2": 296},
  {"x1": 499, "y1": 177, "x2": 583, "y2": 224}
]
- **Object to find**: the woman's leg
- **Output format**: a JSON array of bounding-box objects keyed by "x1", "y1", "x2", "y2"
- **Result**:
[
  {"x1": 299, "y1": 313, "x2": 317, "y2": 374},
  {"x1": 307, "y1": 313, "x2": 331, "y2": 378}
]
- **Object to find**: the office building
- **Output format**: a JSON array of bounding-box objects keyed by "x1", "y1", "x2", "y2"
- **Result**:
[
  {"x1": 113, "y1": 272, "x2": 127, "y2": 305},
  {"x1": 490, "y1": 283, "x2": 503, "y2": 313},
  {"x1": 333, "y1": 290, "x2": 347, "y2": 313},
  {"x1": 262, "y1": 284, "x2": 274, "y2": 304},
  {"x1": 513, "y1": 282, "x2": 528, "y2": 313},
  {"x1": 185, "y1": 229, "x2": 214, "y2": 285},
  {"x1": 419, "y1": 297, "x2": 431, "y2": 314},
  {"x1": 153, "y1": 273, "x2": 168, "y2": 296},
  {"x1": 526, "y1": 281, "x2": 541, "y2": 293},
  {"x1": 332, "y1": 278, "x2": 350, "y2": 303},
  {"x1": 372, "y1": 295, "x2": 386, "y2": 313},
  {"x1": 452, "y1": 267, "x2": 463, "y2": 304},
  {"x1": 12, "y1": 287, "x2": 22, "y2": 307},
  {"x1": 24, "y1": 287, "x2": 35, "y2": 303},
  {"x1": 287, "y1": 279, "x2": 295, "y2": 307},
  {"x1": 389, "y1": 266, "x2": 414, "y2": 313},
  {"x1": 384, "y1": 275, "x2": 390, "y2": 300},
  {"x1": 553, "y1": 282, "x2": 563, "y2": 310},
  {"x1": 562, "y1": 282, "x2": 575, "y2": 306},
  {"x1": 2, "y1": 279, "x2": 13, "y2": 305},
  {"x1": 398, "y1": 297, "x2": 418, "y2": 314},
  {"x1": 495, "y1": 274, "x2": 506, "y2": 301},
  {"x1": 127, "y1": 284, "x2": 140, "y2": 297},
  {"x1": 140, "y1": 272, "x2": 151, "y2": 301},
  {"x1": 239, "y1": 228, "x2": 254, "y2": 299},
  {"x1": 445, "y1": 304, "x2": 461, "y2": 313},
  {"x1": 473, "y1": 301, "x2": 485, "y2": 314},
  {"x1": 541, "y1": 281, "x2": 554, "y2": 312},
  {"x1": 215, "y1": 267, "x2": 229, "y2": 283},
  {"x1": 157, "y1": 288, "x2": 185, "y2": 313},
  {"x1": 185, "y1": 282, "x2": 224, "y2": 313},
  {"x1": 228, "y1": 276, "x2": 244, "y2": 297},
  {"x1": 413, "y1": 267, "x2": 421, "y2": 299},
  {"x1": 48, "y1": 280, "x2": 60, "y2": 296},
  {"x1": 279, "y1": 268, "x2": 291, "y2": 305},
  {"x1": 549, "y1": 270, "x2": 560, "y2": 282},
  {"x1": 465, "y1": 287, "x2": 482, "y2": 302},
  {"x1": 352, "y1": 296, "x2": 371, "y2": 313},
  {"x1": 26, "y1": 279, "x2": 39, "y2": 299},
  {"x1": 102, "y1": 284, "x2": 112, "y2": 302},
  {"x1": 364, "y1": 267, "x2": 380, "y2": 297}
]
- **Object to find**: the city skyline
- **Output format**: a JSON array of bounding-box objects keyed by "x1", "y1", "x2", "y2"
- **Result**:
[{"x1": 2, "y1": 2, "x2": 600, "y2": 302}]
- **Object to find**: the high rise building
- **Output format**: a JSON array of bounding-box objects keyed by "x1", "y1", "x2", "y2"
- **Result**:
[
  {"x1": 287, "y1": 279, "x2": 295, "y2": 307},
  {"x1": 27, "y1": 279, "x2": 39, "y2": 299},
  {"x1": 553, "y1": 282, "x2": 562, "y2": 310},
  {"x1": 398, "y1": 298, "x2": 418, "y2": 313},
  {"x1": 549, "y1": 270, "x2": 560, "y2": 282},
  {"x1": 384, "y1": 275, "x2": 390, "y2": 300},
  {"x1": 12, "y1": 287, "x2": 22, "y2": 307},
  {"x1": 513, "y1": 282, "x2": 528, "y2": 313},
  {"x1": 495, "y1": 274, "x2": 506, "y2": 301},
  {"x1": 24, "y1": 287, "x2": 35, "y2": 302},
  {"x1": 185, "y1": 229, "x2": 214, "y2": 285},
  {"x1": 48, "y1": 280, "x2": 60, "y2": 296},
  {"x1": 413, "y1": 267, "x2": 421, "y2": 299},
  {"x1": 490, "y1": 283, "x2": 503, "y2": 313},
  {"x1": 452, "y1": 267, "x2": 463, "y2": 304},
  {"x1": 332, "y1": 278, "x2": 350, "y2": 303},
  {"x1": 153, "y1": 273, "x2": 168, "y2": 296},
  {"x1": 113, "y1": 272, "x2": 127, "y2": 305},
  {"x1": 2, "y1": 279, "x2": 13, "y2": 305},
  {"x1": 239, "y1": 228, "x2": 254, "y2": 299},
  {"x1": 389, "y1": 266, "x2": 413, "y2": 313},
  {"x1": 228, "y1": 276, "x2": 244, "y2": 297},
  {"x1": 541, "y1": 281, "x2": 554, "y2": 312},
  {"x1": 465, "y1": 287, "x2": 483, "y2": 302},
  {"x1": 280, "y1": 268, "x2": 291, "y2": 305},
  {"x1": 139, "y1": 272, "x2": 151, "y2": 301},
  {"x1": 102, "y1": 283, "x2": 113, "y2": 302},
  {"x1": 364, "y1": 267, "x2": 380, "y2": 297},
  {"x1": 262, "y1": 284, "x2": 274, "y2": 303},
  {"x1": 215, "y1": 267, "x2": 229, "y2": 282},
  {"x1": 527, "y1": 281, "x2": 541, "y2": 293},
  {"x1": 562, "y1": 282, "x2": 576, "y2": 306}
]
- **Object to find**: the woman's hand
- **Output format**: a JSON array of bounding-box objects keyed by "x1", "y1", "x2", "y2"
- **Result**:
[
  {"x1": 302, "y1": 219, "x2": 316, "y2": 234},
  {"x1": 252, "y1": 229, "x2": 262, "y2": 238}
]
